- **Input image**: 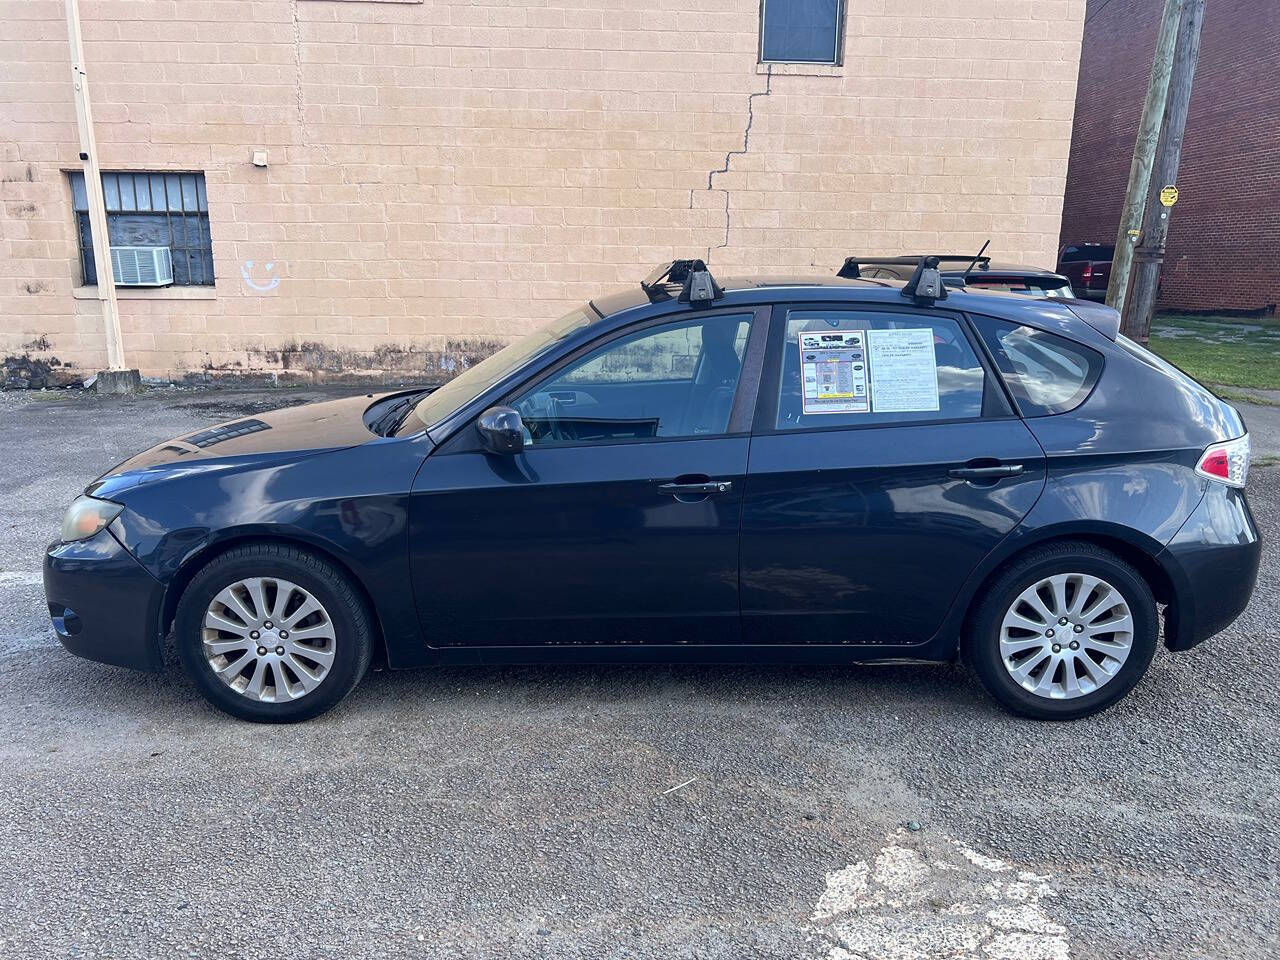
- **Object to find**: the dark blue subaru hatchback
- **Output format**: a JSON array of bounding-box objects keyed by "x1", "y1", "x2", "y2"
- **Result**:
[{"x1": 44, "y1": 259, "x2": 1260, "y2": 722}]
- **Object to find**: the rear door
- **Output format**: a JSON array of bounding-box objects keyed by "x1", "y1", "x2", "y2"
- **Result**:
[{"x1": 739, "y1": 305, "x2": 1047, "y2": 646}]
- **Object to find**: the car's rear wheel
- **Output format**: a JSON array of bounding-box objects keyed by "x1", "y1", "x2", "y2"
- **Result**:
[
  {"x1": 965, "y1": 542, "x2": 1158, "y2": 720},
  {"x1": 175, "y1": 543, "x2": 373, "y2": 723}
]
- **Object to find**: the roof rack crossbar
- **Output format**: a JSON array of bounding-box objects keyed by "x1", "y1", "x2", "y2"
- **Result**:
[
  {"x1": 640, "y1": 259, "x2": 724, "y2": 305},
  {"x1": 837, "y1": 254, "x2": 991, "y2": 280}
]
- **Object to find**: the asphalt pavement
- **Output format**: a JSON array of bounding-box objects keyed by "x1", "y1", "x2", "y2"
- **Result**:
[{"x1": 0, "y1": 387, "x2": 1276, "y2": 960}]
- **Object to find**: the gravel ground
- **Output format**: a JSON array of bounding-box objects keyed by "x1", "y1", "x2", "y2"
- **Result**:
[{"x1": 0, "y1": 387, "x2": 1276, "y2": 960}]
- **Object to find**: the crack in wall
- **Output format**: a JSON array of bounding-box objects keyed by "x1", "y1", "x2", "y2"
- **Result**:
[
  {"x1": 690, "y1": 66, "x2": 772, "y2": 264},
  {"x1": 290, "y1": 0, "x2": 334, "y2": 173}
]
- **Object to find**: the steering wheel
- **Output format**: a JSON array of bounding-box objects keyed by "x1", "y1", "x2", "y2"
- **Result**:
[{"x1": 522, "y1": 392, "x2": 568, "y2": 443}]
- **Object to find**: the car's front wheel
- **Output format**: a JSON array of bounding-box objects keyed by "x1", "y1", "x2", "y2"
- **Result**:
[
  {"x1": 175, "y1": 543, "x2": 374, "y2": 722},
  {"x1": 965, "y1": 542, "x2": 1158, "y2": 720}
]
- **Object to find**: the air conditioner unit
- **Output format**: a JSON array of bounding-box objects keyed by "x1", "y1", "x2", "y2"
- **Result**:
[{"x1": 110, "y1": 246, "x2": 174, "y2": 287}]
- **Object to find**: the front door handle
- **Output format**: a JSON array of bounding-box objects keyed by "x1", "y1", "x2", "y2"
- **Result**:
[
  {"x1": 949, "y1": 463, "x2": 1024, "y2": 481},
  {"x1": 657, "y1": 480, "x2": 733, "y2": 496}
]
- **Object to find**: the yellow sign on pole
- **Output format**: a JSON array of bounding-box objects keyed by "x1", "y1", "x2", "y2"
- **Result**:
[{"x1": 1159, "y1": 185, "x2": 1179, "y2": 207}]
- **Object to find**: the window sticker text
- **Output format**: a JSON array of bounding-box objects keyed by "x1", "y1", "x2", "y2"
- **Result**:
[
  {"x1": 867, "y1": 328, "x2": 940, "y2": 413},
  {"x1": 799, "y1": 331, "x2": 869, "y2": 415}
]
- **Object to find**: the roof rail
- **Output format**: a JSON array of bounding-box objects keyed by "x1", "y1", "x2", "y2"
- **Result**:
[
  {"x1": 641, "y1": 259, "x2": 725, "y2": 305},
  {"x1": 837, "y1": 254, "x2": 990, "y2": 280}
]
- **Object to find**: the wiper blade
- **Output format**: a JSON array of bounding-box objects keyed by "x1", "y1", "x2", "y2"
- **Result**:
[{"x1": 370, "y1": 391, "x2": 426, "y2": 436}]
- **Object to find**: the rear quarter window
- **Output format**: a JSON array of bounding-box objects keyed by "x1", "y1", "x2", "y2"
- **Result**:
[{"x1": 974, "y1": 318, "x2": 1103, "y2": 417}]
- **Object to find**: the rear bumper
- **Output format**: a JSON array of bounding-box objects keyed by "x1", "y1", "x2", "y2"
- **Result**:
[
  {"x1": 1158, "y1": 484, "x2": 1261, "y2": 651},
  {"x1": 43, "y1": 530, "x2": 165, "y2": 672}
]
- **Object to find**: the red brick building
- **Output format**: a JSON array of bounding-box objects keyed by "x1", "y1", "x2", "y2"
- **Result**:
[{"x1": 1060, "y1": 0, "x2": 1280, "y2": 315}]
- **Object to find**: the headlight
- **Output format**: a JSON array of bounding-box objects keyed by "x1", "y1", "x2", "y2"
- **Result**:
[{"x1": 60, "y1": 495, "x2": 124, "y2": 543}]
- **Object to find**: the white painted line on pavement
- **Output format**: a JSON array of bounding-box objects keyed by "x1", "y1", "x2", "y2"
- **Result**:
[{"x1": 805, "y1": 829, "x2": 1071, "y2": 960}]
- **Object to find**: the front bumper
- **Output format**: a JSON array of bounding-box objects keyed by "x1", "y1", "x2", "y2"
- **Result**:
[
  {"x1": 1158, "y1": 483, "x2": 1262, "y2": 651},
  {"x1": 43, "y1": 529, "x2": 165, "y2": 672}
]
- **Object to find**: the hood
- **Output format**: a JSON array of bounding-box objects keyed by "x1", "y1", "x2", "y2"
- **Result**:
[{"x1": 87, "y1": 392, "x2": 396, "y2": 497}]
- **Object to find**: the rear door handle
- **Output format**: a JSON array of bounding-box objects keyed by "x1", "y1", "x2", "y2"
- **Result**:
[
  {"x1": 657, "y1": 480, "x2": 733, "y2": 496},
  {"x1": 949, "y1": 464, "x2": 1024, "y2": 480}
]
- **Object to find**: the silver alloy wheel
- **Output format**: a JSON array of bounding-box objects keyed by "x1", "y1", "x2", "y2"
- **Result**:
[
  {"x1": 202, "y1": 576, "x2": 336, "y2": 703},
  {"x1": 999, "y1": 572, "x2": 1134, "y2": 700}
]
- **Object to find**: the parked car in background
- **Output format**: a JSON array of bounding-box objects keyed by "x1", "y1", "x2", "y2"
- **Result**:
[
  {"x1": 1057, "y1": 243, "x2": 1115, "y2": 301},
  {"x1": 838, "y1": 255, "x2": 1076, "y2": 299},
  {"x1": 45, "y1": 258, "x2": 1259, "y2": 723}
]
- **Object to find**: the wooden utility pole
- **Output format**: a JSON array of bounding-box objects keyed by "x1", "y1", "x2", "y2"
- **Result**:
[
  {"x1": 1123, "y1": 0, "x2": 1206, "y2": 343},
  {"x1": 1105, "y1": 0, "x2": 1183, "y2": 317},
  {"x1": 65, "y1": 0, "x2": 127, "y2": 373}
]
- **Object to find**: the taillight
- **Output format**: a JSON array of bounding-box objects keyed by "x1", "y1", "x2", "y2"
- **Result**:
[
  {"x1": 1195, "y1": 434, "x2": 1251, "y2": 488},
  {"x1": 1082, "y1": 263, "x2": 1093, "y2": 281}
]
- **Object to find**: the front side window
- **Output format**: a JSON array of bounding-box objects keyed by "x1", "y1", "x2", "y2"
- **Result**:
[
  {"x1": 975, "y1": 319, "x2": 1103, "y2": 416},
  {"x1": 513, "y1": 314, "x2": 753, "y2": 446},
  {"x1": 396, "y1": 308, "x2": 597, "y2": 435},
  {"x1": 775, "y1": 311, "x2": 987, "y2": 430},
  {"x1": 70, "y1": 171, "x2": 213, "y2": 286},
  {"x1": 759, "y1": 0, "x2": 845, "y2": 64}
]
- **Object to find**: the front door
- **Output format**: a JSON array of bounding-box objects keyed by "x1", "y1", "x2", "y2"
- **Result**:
[
  {"x1": 410, "y1": 309, "x2": 764, "y2": 647},
  {"x1": 740, "y1": 305, "x2": 1047, "y2": 646}
]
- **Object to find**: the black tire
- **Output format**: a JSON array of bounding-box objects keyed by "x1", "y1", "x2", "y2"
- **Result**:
[
  {"x1": 964, "y1": 541, "x2": 1158, "y2": 720},
  {"x1": 175, "y1": 543, "x2": 374, "y2": 723}
]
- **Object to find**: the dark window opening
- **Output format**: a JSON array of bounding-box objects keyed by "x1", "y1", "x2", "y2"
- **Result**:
[
  {"x1": 69, "y1": 171, "x2": 214, "y2": 286},
  {"x1": 1059, "y1": 244, "x2": 1114, "y2": 263},
  {"x1": 760, "y1": 0, "x2": 845, "y2": 64}
]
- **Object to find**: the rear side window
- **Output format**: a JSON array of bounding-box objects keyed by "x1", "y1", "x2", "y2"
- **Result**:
[
  {"x1": 975, "y1": 319, "x2": 1103, "y2": 417},
  {"x1": 774, "y1": 311, "x2": 988, "y2": 430}
]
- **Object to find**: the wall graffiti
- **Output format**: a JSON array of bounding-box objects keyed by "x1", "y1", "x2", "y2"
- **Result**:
[{"x1": 241, "y1": 260, "x2": 280, "y2": 292}]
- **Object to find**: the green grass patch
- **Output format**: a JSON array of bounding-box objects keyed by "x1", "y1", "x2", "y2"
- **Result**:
[
  {"x1": 1147, "y1": 315, "x2": 1280, "y2": 390},
  {"x1": 1214, "y1": 389, "x2": 1280, "y2": 408}
]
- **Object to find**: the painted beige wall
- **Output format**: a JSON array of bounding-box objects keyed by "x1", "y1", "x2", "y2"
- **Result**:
[{"x1": 1, "y1": 0, "x2": 1085, "y2": 382}]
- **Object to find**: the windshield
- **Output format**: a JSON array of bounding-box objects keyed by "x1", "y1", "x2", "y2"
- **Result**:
[{"x1": 394, "y1": 307, "x2": 596, "y2": 435}]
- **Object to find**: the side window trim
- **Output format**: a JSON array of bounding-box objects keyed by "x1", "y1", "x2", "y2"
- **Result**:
[
  {"x1": 961, "y1": 314, "x2": 1023, "y2": 418},
  {"x1": 495, "y1": 305, "x2": 770, "y2": 451},
  {"x1": 751, "y1": 302, "x2": 1012, "y2": 437}
]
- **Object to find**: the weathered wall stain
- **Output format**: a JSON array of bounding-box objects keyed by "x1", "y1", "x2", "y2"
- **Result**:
[
  {"x1": 2, "y1": 347, "x2": 65, "y2": 390},
  {"x1": 0, "y1": 163, "x2": 35, "y2": 183},
  {"x1": 3, "y1": 334, "x2": 511, "y2": 389},
  {"x1": 178, "y1": 337, "x2": 510, "y2": 387}
]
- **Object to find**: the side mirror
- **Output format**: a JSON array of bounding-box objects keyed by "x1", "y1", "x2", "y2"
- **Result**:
[{"x1": 476, "y1": 405, "x2": 526, "y2": 455}]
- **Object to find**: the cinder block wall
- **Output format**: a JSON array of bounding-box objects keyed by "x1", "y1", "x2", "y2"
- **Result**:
[
  {"x1": 1, "y1": 0, "x2": 1085, "y2": 382},
  {"x1": 1060, "y1": 0, "x2": 1280, "y2": 314}
]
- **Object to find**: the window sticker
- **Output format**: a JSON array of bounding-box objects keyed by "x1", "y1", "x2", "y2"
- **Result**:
[
  {"x1": 799, "y1": 331, "x2": 869, "y2": 415},
  {"x1": 867, "y1": 328, "x2": 940, "y2": 413}
]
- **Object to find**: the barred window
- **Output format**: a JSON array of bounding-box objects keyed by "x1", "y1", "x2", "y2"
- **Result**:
[{"x1": 69, "y1": 171, "x2": 214, "y2": 286}]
